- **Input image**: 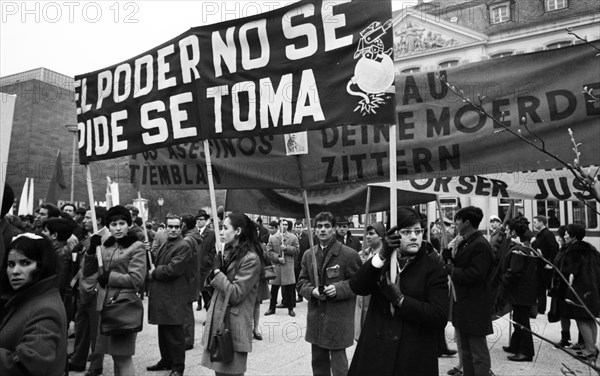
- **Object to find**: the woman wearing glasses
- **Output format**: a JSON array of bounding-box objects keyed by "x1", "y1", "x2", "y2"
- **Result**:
[
  {"x1": 0, "y1": 233, "x2": 67, "y2": 375},
  {"x1": 349, "y1": 207, "x2": 449, "y2": 376}
]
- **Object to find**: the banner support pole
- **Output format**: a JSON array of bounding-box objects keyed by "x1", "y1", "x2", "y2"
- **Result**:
[
  {"x1": 389, "y1": 122, "x2": 398, "y2": 283},
  {"x1": 362, "y1": 185, "x2": 372, "y2": 252},
  {"x1": 302, "y1": 189, "x2": 319, "y2": 288},
  {"x1": 85, "y1": 165, "x2": 102, "y2": 268},
  {"x1": 203, "y1": 139, "x2": 222, "y2": 254}
]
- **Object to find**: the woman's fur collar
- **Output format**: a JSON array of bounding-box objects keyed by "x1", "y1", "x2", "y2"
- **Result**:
[{"x1": 103, "y1": 233, "x2": 138, "y2": 248}]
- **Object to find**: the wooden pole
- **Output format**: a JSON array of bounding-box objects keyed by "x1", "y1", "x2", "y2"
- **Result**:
[
  {"x1": 362, "y1": 185, "x2": 372, "y2": 252},
  {"x1": 389, "y1": 123, "x2": 398, "y2": 282},
  {"x1": 203, "y1": 139, "x2": 222, "y2": 254},
  {"x1": 302, "y1": 189, "x2": 319, "y2": 288},
  {"x1": 85, "y1": 165, "x2": 101, "y2": 268}
]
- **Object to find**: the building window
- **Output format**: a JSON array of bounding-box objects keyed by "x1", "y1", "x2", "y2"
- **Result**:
[
  {"x1": 401, "y1": 67, "x2": 421, "y2": 74},
  {"x1": 490, "y1": 51, "x2": 514, "y2": 59},
  {"x1": 536, "y1": 200, "x2": 562, "y2": 228},
  {"x1": 546, "y1": 0, "x2": 568, "y2": 11},
  {"x1": 490, "y1": 5, "x2": 510, "y2": 24},
  {"x1": 546, "y1": 41, "x2": 572, "y2": 50},
  {"x1": 439, "y1": 60, "x2": 459, "y2": 69}
]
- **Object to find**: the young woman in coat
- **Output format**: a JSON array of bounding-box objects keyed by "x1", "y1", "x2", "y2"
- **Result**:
[
  {"x1": 0, "y1": 233, "x2": 67, "y2": 376},
  {"x1": 349, "y1": 207, "x2": 449, "y2": 376},
  {"x1": 559, "y1": 223, "x2": 600, "y2": 361},
  {"x1": 83, "y1": 205, "x2": 147, "y2": 375},
  {"x1": 201, "y1": 212, "x2": 262, "y2": 375}
]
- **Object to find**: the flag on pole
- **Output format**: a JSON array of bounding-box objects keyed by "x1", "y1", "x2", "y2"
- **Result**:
[
  {"x1": 18, "y1": 178, "x2": 29, "y2": 215},
  {"x1": 45, "y1": 150, "x2": 67, "y2": 204},
  {"x1": 27, "y1": 178, "x2": 34, "y2": 214}
]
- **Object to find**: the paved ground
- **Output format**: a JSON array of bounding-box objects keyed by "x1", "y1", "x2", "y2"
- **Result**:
[{"x1": 69, "y1": 298, "x2": 599, "y2": 376}]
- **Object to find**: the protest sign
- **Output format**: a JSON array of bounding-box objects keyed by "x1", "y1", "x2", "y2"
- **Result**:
[{"x1": 75, "y1": 0, "x2": 395, "y2": 162}]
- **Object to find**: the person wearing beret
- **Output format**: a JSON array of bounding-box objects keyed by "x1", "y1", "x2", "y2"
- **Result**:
[
  {"x1": 348, "y1": 208, "x2": 448, "y2": 376},
  {"x1": 82, "y1": 205, "x2": 147, "y2": 376}
]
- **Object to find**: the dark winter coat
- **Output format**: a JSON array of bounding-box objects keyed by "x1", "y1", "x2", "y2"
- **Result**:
[
  {"x1": 197, "y1": 228, "x2": 216, "y2": 293},
  {"x1": 297, "y1": 239, "x2": 362, "y2": 349},
  {"x1": 336, "y1": 233, "x2": 362, "y2": 253},
  {"x1": 348, "y1": 245, "x2": 448, "y2": 376},
  {"x1": 53, "y1": 241, "x2": 72, "y2": 300},
  {"x1": 501, "y1": 243, "x2": 539, "y2": 306},
  {"x1": 559, "y1": 240, "x2": 600, "y2": 319},
  {"x1": 450, "y1": 231, "x2": 494, "y2": 336},
  {"x1": 532, "y1": 227, "x2": 559, "y2": 289},
  {"x1": 148, "y1": 236, "x2": 191, "y2": 325},
  {"x1": 0, "y1": 276, "x2": 67, "y2": 376},
  {"x1": 183, "y1": 228, "x2": 202, "y2": 302}
]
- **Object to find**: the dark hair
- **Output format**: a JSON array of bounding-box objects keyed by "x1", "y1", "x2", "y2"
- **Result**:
[
  {"x1": 268, "y1": 220, "x2": 279, "y2": 228},
  {"x1": 75, "y1": 207, "x2": 86, "y2": 216},
  {"x1": 565, "y1": 223, "x2": 586, "y2": 241},
  {"x1": 125, "y1": 204, "x2": 139, "y2": 216},
  {"x1": 226, "y1": 212, "x2": 261, "y2": 261},
  {"x1": 1, "y1": 183, "x2": 15, "y2": 218},
  {"x1": 533, "y1": 215, "x2": 548, "y2": 226},
  {"x1": 294, "y1": 221, "x2": 303, "y2": 227},
  {"x1": 506, "y1": 218, "x2": 531, "y2": 242},
  {"x1": 556, "y1": 225, "x2": 567, "y2": 239},
  {"x1": 314, "y1": 212, "x2": 335, "y2": 227},
  {"x1": 1, "y1": 234, "x2": 56, "y2": 291},
  {"x1": 105, "y1": 205, "x2": 132, "y2": 226},
  {"x1": 43, "y1": 217, "x2": 76, "y2": 242},
  {"x1": 454, "y1": 206, "x2": 484, "y2": 229},
  {"x1": 133, "y1": 217, "x2": 143, "y2": 227},
  {"x1": 40, "y1": 203, "x2": 61, "y2": 218},
  {"x1": 93, "y1": 206, "x2": 107, "y2": 226},
  {"x1": 61, "y1": 203, "x2": 77, "y2": 212},
  {"x1": 180, "y1": 213, "x2": 196, "y2": 230}
]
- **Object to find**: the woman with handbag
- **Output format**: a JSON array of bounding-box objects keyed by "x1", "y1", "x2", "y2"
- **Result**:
[
  {"x1": 201, "y1": 212, "x2": 262, "y2": 376},
  {"x1": 0, "y1": 233, "x2": 67, "y2": 376},
  {"x1": 83, "y1": 205, "x2": 147, "y2": 375}
]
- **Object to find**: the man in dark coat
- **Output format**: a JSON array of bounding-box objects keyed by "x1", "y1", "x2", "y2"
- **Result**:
[
  {"x1": 335, "y1": 216, "x2": 361, "y2": 252},
  {"x1": 501, "y1": 218, "x2": 539, "y2": 362},
  {"x1": 297, "y1": 212, "x2": 361, "y2": 376},
  {"x1": 443, "y1": 206, "x2": 494, "y2": 376},
  {"x1": 532, "y1": 215, "x2": 559, "y2": 314},
  {"x1": 294, "y1": 221, "x2": 311, "y2": 302},
  {"x1": 181, "y1": 213, "x2": 202, "y2": 350},
  {"x1": 195, "y1": 209, "x2": 216, "y2": 311},
  {"x1": 147, "y1": 215, "x2": 192, "y2": 376},
  {"x1": 349, "y1": 207, "x2": 448, "y2": 376}
]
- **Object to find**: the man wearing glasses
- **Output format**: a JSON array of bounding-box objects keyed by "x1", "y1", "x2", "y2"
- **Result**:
[
  {"x1": 297, "y1": 212, "x2": 361, "y2": 376},
  {"x1": 147, "y1": 215, "x2": 192, "y2": 376}
]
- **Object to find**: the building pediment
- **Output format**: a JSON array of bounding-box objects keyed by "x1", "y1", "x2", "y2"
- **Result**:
[{"x1": 393, "y1": 12, "x2": 487, "y2": 58}]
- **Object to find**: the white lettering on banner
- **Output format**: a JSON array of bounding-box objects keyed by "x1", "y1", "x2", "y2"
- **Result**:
[
  {"x1": 111, "y1": 110, "x2": 128, "y2": 152},
  {"x1": 170, "y1": 92, "x2": 196, "y2": 138},
  {"x1": 212, "y1": 27, "x2": 237, "y2": 78},
  {"x1": 93, "y1": 116, "x2": 109, "y2": 155},
  {"x1": 179, "y1": 35, "x2": 201, "y2": 83},
  {"x1": 240, "y1": 19, "x2": 270, "y2": 71},
  {"x1": 283, "y1": 3, "x2": 318, "y2": 61},
  {"x1": 113, "y1": 63, "x2": 132, "y2": 103},
  {"x1": 134, "y1": 55, "x2": 153, "y2": 98},
  {"x1": 322, "y1": 0, "x2": 353, "y2": 52},
  {"x1": 97, "y1": 70, "x2": 112, "y2": 109},
  {"x1": 141, "y1": 101, "x2": 168, "y2": 145},
  {"x1": 208, "y1": 69, "x2": 324, "y2": 134},
  {"x1": 157, "y1": 44, "x2": 177, "y2": 90},
  {"x1": 260, "y1": 74, "x2": 293, "y2": 128}
]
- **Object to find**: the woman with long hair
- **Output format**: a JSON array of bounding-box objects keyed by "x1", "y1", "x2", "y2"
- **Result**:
[
  {"x1": 201, "y1": 212, "x2": 262, "y2": 376},
  {"x1": 0, "y1": 233, "x2": 67, "y2": 375},
  {"x1": 83, "y1": 205, "x2": 146, "y2": 375},
  {"x1": 559, "y1": 223, "x2": 600, "y2": 362}
]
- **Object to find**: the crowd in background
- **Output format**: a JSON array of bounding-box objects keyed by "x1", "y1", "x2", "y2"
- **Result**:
[{"x1": 1, "y1": 181, "x2": 599, "y2": 376}]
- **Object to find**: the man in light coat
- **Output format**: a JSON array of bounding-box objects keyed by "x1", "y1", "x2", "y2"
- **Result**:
[
  {"x1": 265, "y1": 220, "x2": 299, "y2": 317},
  {"x1": 297, "y1": 212, "x2": 361, "y2": 376},
  {"x1": 147, "y1": 215, "x2": 192, "y2": 376}
]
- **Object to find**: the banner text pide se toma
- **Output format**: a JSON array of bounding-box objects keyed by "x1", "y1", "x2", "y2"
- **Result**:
[{"x1": 75, "y1": 0, "x2": 395, "y2": 163}]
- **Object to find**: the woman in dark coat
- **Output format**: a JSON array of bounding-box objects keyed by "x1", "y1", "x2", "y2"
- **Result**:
[
  {"x1": 349, "y1": 207, "x2": 449, "y2": 376},
  {"x1": 559, "y1": 223, "x2": 600, "y2": 361},
  {"x1": 83, "y1": 205, "x2": 147, "y2": 375},
  {"x1": 0, "y1": 233, "x2": 67, "y2": 375},
  {"x1": 201, "y1": 212, "x2": 262, "y2": 375}
]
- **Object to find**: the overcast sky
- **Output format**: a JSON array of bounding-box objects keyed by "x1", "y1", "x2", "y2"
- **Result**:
[{"x1": 0, "y1": 1, "x2": 414, "y2": 78}]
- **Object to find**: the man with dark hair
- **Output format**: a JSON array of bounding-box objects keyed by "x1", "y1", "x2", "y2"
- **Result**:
[
  {"x1": 501, "y1": 218, "x2": 539, "y2": 362},
  {"x1": 61, "y1": 203, "x2": 77, "y2": 218},
  {"x1": 294, "y1": 221, "x2": 311, "y2": 302},
  {"x1": 298, "y1": 212, "x2": 362, "y2": 376},
  {"x1": 147, "y1": 214, "x2": 191, "y2": 376},
  {"x1": 74, "y1": 207, "x2": 86, "y2": 224},
  {"x1": 180, "y1": 213, "x2": 201, "y2": 350},
  {"x1": 195, "y1": 209, "x2": 216, "y2": 311},
  {"x1": 335, "y1": 216, "x2": 361, "y2": 252},
  {"x1": 532, "y1": 215, "x2": 559, "y2": 314},
  {"x1": 443, "y1": 206, "x2": 494, "y2": 376},
  {"x1": 1, "y1": 184, "x2": 23, "y2": 271},
  {"x1": 42, "y1": 217, "x2": 76, "y2": 299},
  {"x1": 69, "y1": 206, "x2": 109, "y2": 375},
  {"x1": 265, "y1": 219, "x2": 299, "y2": 317},
  {"x1": 126, "y1": 204, "x2": 145, "y2": 242}
]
